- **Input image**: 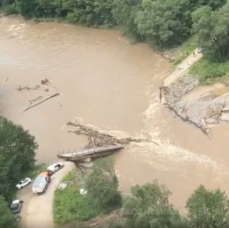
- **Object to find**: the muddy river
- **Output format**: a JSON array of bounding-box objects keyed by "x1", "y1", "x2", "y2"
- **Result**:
[{"x1": 1, "y1": 16, "x2": 229, "y2": 210}]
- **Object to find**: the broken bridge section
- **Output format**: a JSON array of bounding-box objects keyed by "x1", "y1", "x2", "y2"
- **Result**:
[{"x1": 57, "y1": 118, "x2": 159, "y2": 169}]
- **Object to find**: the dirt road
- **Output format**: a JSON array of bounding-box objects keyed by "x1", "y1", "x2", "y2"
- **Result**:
[
  {"x1": 18, "y1": 162, "x2": 74, "y2": 228},
  {"x1": 164, "y1": 49, "x2": 202, "y2": 87}
]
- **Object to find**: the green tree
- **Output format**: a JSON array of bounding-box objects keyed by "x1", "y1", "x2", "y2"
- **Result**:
[
  {"x1": 0, "y1": 196, "x2": 17, "y2": 228},
  {"x1": 192, "y1": 3, "x2": 229, "y2": 60},
  {"x1": 134, "y1": 0, "x2": 190, "y2": 48},
  {"x1": 186, "y1": 185, "x2": 229, "y2": 228},
  {"x1": 112, "y1": 0, "x2": 142, "y2": 38},
  {"x1": 189, "y1": 0, "x2": 227, "y2": 10},
  {"x1": 64, "y1": 0, "x2": 115, "y2": 26},
  {"x1": 0, "y1": 116, "x2": 38, "y2": 199},
  {"x1": 85, "y1": 158, "x2": 122, "y2": 211},
  {"x1": 122, "y1": 181, "x2": 187, "y2": 228}
]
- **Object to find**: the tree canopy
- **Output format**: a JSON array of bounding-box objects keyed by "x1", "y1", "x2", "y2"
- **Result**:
[
  {"x1": 0, "y1": 116, "x2": 37, "y2": 226},
  {"x1": 192, "y1": 2, "x2": 229, "y2": 60},
  {"x1": 0, "y1": 116, "x2": 38, "y2": 199},
  {"x1": 85, "y1": 158, "x2": 122, "y2": 211},
  {"x1": 186, "y1": 185, "x2": 229, "y2": 228},
  {"x1": 122, "y1": 181, "x2": 186, "y2": 228}
]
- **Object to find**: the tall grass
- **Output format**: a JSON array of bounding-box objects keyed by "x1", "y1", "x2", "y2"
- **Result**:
[{"x1": 190, "y1": 57, "x2": 229, "y2": 84}]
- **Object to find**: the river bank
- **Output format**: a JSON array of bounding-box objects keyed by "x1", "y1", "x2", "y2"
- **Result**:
[{"x1": 2, "y1": 16, "x2": 229, "y2": 214}]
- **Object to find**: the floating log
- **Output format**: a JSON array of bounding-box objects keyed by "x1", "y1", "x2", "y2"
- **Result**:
[
  {"x1": 57, "y1": 145, "x2": 123, "y2": 162},
  {"x1": 22, "y1": 93, "x2": 60, "y2": 113}
]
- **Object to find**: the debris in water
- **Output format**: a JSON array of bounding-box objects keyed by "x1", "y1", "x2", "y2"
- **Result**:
[
  {"x1": 17, "y1": 85, "x2": 40, "y2": 91},
  {"x1": 67, "y1": 118, "x2": 160, "y2": 146},
  {"x1": 21, "y1": 93, "x2": 60, "y2": 113},
  {"x1": 29, "y1": 96, "x2": 43, "y2": 106},
  {"x1": 41, "y1": 78, "x2": 58, "y2": 90}
]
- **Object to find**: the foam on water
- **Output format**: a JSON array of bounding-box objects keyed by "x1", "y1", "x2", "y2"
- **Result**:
[{"x1": 140, "y1": 82, "x2": 229, "y2": 182}]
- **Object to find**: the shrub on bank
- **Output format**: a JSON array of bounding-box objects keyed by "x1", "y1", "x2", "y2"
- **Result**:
[
  {"x1": 53, "y1": 159, "x2": 122, "y2": 226},
  {"x1": 54, "y1": 184, "x2": 101, "y2": 225},
  {"x1": 56, "y1": 170, "x2": 229, "y2": 228},
  {"x1": 53, "y1": 170, "x2": 104, "y2": 225}
]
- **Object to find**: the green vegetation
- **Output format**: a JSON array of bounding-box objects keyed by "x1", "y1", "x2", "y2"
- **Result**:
[
  {"x1": 190, "y1": 57, "x2": 229, "y2": 83},
  {"x1": 173, "y1": 37, "x2": 197, "y2": 65},
  {"x1": 0, "y1": 0, "x2": 226, "y2": 46},
  {"x1": 0, "y1": 196, "x2": 17, "y2": 228},
  {"x1": 85, "y1": 158, "x2": 122, "y2": 211},
  {"x1": 54, "y1": 158, "x2": 122, "y2": 226},
  {"x1": 54, "y1": 158, "x2": 229, "y2": 228},
  {"x1": 123, "y1": 181, "x2": 186, "y2": 228},
  {"x1": 189, "y1": 2, "x2": 229, "y2": 81},
  {"x1": 22, "y1": 163, "x2": 46, "y2": 179},
  {"x1": 186, "y1": 185, "x2": 229, "y2": 228},
  {"x1": 0, "y1": 116, "x2": 38, "y2": 227},
  {"x1": 0, "y1": 116, "x2": 38, "y2": 199}
]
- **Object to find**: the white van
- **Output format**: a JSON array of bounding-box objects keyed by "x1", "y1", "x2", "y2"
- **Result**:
[{"x1": 32, "y1": 173, "x2": 50, "y2": 194}]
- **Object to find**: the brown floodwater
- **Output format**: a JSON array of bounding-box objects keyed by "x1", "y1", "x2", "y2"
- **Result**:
[{"x1": 1, "y1": 16, "x2": 229, "y2": 211}]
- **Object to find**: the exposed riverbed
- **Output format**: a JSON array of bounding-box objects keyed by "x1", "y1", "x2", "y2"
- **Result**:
[{"x1": 1, "y1": 16, "x2": 229, "y2": 211}]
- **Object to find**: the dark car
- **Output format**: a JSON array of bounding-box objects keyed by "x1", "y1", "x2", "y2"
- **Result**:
[{"x1": 10, "y1": 199, "x2": 24, "y2": 214}]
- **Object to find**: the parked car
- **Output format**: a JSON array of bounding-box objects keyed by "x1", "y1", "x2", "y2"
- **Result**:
[
  {"x1": 16, "y1": 177, "x2": 32, "y2": 189},
  {"x1": 32, "y1": 172, "x2": 51, "y2": 194},
  {"x1": 9, "y1": 200, "x2": 23, "y2": 214},
  {"x1": 47, "y1": 162, "x2": 64, "y2": 175}
]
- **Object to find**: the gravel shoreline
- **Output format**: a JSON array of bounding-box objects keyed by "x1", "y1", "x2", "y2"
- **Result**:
[{"x1": 162, "y1": 75, "x2": 229, "y2": 135}]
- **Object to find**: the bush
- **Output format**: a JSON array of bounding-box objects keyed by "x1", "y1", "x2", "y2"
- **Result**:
[
  {"x1": 54, "y1": 185, "x2": 101, "y2": 225},
  {"x1": 54, "y1": 159, "x2": 122, "y2": 226},
  {"x1": 190, "y1": 57, "x2": 229, "y2": 83},
  {"x1": 53, "y1": 170, "x2": 103, "y2": 225}
]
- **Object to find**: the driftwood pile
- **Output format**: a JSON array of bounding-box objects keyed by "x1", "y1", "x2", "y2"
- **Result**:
[{"x1": 67, "y1": 118, "x2": 159, "y2": 147}]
